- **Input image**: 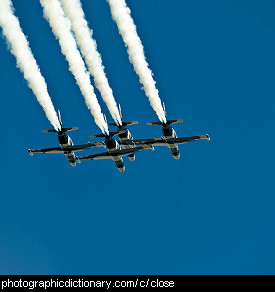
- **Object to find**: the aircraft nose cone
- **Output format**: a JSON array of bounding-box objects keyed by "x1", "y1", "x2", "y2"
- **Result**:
[
  {"x1": 128, "y1": 155, "x2": 135, "y2": 162},
  {"x1": 119, "y1": 166, "x2": 125, "y2": 173},
  {"x1": 174, "y1": 154, "x2": 180, "y2": 160}
]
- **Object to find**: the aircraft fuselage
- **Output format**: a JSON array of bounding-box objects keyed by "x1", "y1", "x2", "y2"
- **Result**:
[
  {"x1": 57, "y1": 131, "x2": 76, "y2": 167},
  {"x1": 162, "y1": 123, "x2": 180, "y2": 160},
  {"x1": 117, "y1": 125, "x2": 135, "y2": 162},
  {"x1": 105, "y1": 135, "x2": 125, "y2": 172}
]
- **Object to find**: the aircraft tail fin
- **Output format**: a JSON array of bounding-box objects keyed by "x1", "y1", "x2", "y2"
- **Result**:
[
  {"x1": 108, "y1": 104, "x2": 138, "y2": 127},
  {"x1": 42, "y1": 110, "x2": 79, "y2": 133},
  {"x1": 58, "y1": 110, "x2": 63, "y2": 127},
  {"x1": 119, "y1": 104, "x2": 122, "y2": 119},
  {"x1": 163, "y1": 102, "x2": 167, "y2": 118}
]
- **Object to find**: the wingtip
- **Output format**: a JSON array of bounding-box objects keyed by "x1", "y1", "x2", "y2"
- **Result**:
[
  {"x1": 28, "y1": 149, "x2": 33, "y2": 156},
  {"x1": 206, "y1": 134, "x2": 210, "y2": 141}
]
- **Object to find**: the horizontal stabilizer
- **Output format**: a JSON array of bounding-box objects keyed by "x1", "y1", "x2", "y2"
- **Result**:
[
  {"x1": 113, "y1": 129, "x2": 126, "y2": 135},
  {"x1": 42, "y1": 129, "x2": 57, "y2": 133},
  {"x1": 42, "y1": 127, "x2": 78, "y2": 133},
  {"x1": 90, "y1": 130, "x2": 124, "y2": 139},
  {"x1": 107, "y1": 122, "x2": 118, "y2": 127},
  {"x1": 147, "y1": 121, "x2": 163, "y2": 126},
  {"x1": 109, "y1": 130, "x2": 125, "y2": 136},
  {"x1": 122, "y1": 121, "x2": 138, "y2": 126},
  {"x1": 89, "y1": 133, "x2": 105, "y2": 138},
  {"x1": 147, "y1": 120, "x2": 183, "y2": 126},
  {"x1": 167, "y1": 119, "x2": 183, "y2": 125},
  {"x1": 62, "y1": 127, "x2": 79, "y2": 132},
  {"x1": 108, "y1": 121, "x2": 138, "y2": 127}
]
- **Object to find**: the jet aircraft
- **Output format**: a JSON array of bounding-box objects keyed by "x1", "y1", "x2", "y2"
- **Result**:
[
  {"x1": 77, "y1": 131, "x2": 152, "y2": 172},
  {"x1": 120, "y1": 103, "x2": 210, "y2": 160},
  {"x1": 28, "y1": 110, "x2": 105, "y2": 167},
  {"x1": 107, "y1": 105, "x2": 138, "y2": 162}
]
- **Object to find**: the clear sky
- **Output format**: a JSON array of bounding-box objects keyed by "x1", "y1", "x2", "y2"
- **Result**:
[{"x1": 0, "y1": 0, "x2": 274, "y2": 275}]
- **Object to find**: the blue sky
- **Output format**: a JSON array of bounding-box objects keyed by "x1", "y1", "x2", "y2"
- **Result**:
[{"x1": 0, "y1": 0, "x2": 275, "y2": 275}]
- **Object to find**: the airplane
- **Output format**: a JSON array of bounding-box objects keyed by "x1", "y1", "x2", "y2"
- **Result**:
[
  {"x1": 77, "y1": 131, "x2": 153, "y2": 173},
  {"x1": 28, "y1": 110, "x2": 105, "y2": 167},
  {"x1": 107, "y1": 105, "x2": 138, "y2": 162},
  {"x1": 120, "y1": 103, "x2": 210, "y2": 160}
]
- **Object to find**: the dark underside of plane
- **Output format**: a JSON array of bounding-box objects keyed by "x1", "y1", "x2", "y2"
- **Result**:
[{"x1": 28, "y1": 109, "x2": 210, "y2": 171}]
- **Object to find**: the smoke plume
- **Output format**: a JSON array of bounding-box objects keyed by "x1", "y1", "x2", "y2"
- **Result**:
[
  {"x1": 60, "y1": 0, "x2": 122, "y2": 126},
  {"x1": 40, "y1": 0, "x2": 108, "y2": 134},
  {"x1": 0, "y1": 0, "x2": 61, "y2": 131},
  {"x1": 107, "y1": 0, "x2": 166, "y2": 123}
]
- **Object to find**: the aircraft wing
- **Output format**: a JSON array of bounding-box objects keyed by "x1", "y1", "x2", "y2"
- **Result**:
[
  {"x1": 109, "y1": 145, "x2": 151, "y2": 157},
  {"x1": 165, "y1": 134, "x2": 210, "y2": 144},
  {"x1": 128, "y1": 134, "x2": 210, "y2": 146},
  {"x1": 120, "y1": 138, "x2": 162, "y2": 146},
  {"x1": 28, "y1": 142, "x2": 105, "y2": 155},
  {"x1": 78, "y1": 151, "x2": 112, "y2": 161},
  {"x1": 78, "y1": 145, "x2": 151, "y2": 161},
  {"x1": 28, "y1": 147, "x2": 64, "y2": 154},
  {"x1": 61, "y1": 142, "x2": 105, "y2": 152}
]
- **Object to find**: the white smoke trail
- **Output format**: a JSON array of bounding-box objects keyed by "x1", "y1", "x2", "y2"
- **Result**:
[
  {"x1": 60, "y1": 0, "x2": 122, "y2": 126},
  {"x1": 40, "y1": 0, "x2": 108, "y2": 134},
  {"x1": 0, "y1": 0, "x2": 61, "y2": 131},
  {"x1": 107, "y1": 0, "x2": 167, "y2": 123}
]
